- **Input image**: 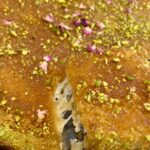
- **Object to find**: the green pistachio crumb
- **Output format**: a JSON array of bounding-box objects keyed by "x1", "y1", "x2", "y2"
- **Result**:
[
  {"x1": 85, "y1": 93, "x2": 92, "y2": 103},
  {"x1": 10, "y1": 30, "x2": 17, "y2": 37},
  {"x1": 145, "y1": 135, "x2": 150, "y2": 142},
  {"x1": 126, "y1": 75, "x2": 135, "y2": 81},
  {"x1": 15, "y1": 115, "x2": 21, "y2": 122},
  {"x1": 95, "y1": 80, "x2": 101, "y2": 87},
  {"x1": 44, "y1": 79, "x2": 51, "y2": 87},
  {"x1": 144, "y1": 80, "x2": 150, "y2": 85},
  {"x1": 97, "y1": 93, "x2": 108, "y2": 103},
  {"x1": 0, "y1": 99, "x2": 7, "y2": 106},
  {"x1": 113, "y1": 58, "x2": 120, "y2": 63},
  {"x1": 82, "y1": 81, "x2": 88, "y2": 88},
  {"x1": 58, "y1": 0, "x2": 66, "y2": 4},
  {"x1": 144, "y1": 103, "x2": 150, "y2": 111}
]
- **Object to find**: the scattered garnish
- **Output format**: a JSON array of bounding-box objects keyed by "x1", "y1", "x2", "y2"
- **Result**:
[
  {"x1": 81, "y1": 18, "x2": 89, "y2": 27},
  {"x1": 96, "y1": 48, "x2": 104, "y2": 55},
  {"x1": 2, "y1": 19, "x2": 13, "y2": 26},
  {"x1": 10, "y1": 30, "x2": 17, "y2": 37},
  {"x1": 126, "y1": 75, "x2": 135, "y2": 81},
  {"x1": 145, "y1": 135, "x2": 150, "y2": 142},
  {"x1": 0, "y1": 99, "x2": 7, "y2": 106},
  {"x1": 96, "y1": 21, "x2": 105, "y2": 30},
  {"x1": 43, "y1": 14, "x2": 54, "y2": 23},
  {"x1": 73, "y1": 19, "x2": 81, "y2": 27},
  {"x1": 39, "y1": 61, "x2": 48, "y2": 74},
  {"x1": 106, "y1": 0, "x2": 112, "y2": 5},
  {"x1": 113, "y1": 58, "x2": 120, "y2": 63},
  {"x1": 15, "y1": 115, "x2": 21, "y2": 122},
  {"x1": 87, "y1": 44, "x2": 97, "y2": 53},
  {"x1": 83, "y1": 27, "x2": 93, "y2": 35},
  {"x1": 37, "y1": 109, "x2": 47, "y2": 122},
  {"x1": 59, "y1": 23, "x2": 72, "y2": 31},
  {"x1": 79, "y1": 4, "x2": 87, "y2": 10},
  {"x1": 95, "y1": 80, "x2": 102, "y2": 87},
  {"x1": 144, "y1": 103, "x2": 150, "y2": 111},
  {"x1": 97, "y1": 93, "x2": 108, "y2": 103},
  {"x1": 144, "y1": 80, "x2": 150, "y2": 85},
  {"x1": 43, "y1": 55, "x2": 52, "y2": 62}
]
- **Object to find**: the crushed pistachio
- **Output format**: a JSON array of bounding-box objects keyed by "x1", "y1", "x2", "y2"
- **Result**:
[
  {"x1": 145, "y1": 135, "x2": 150, "y2": 142},
  {"x1": 18, "y1": 48, "x2": 30, "y2": 55},
  {"x1": 113, "y1": 57, "x2": 120, "y2": 63},
  {"x1": 82, "y1": 81, "x2": 88, "y2": 88},
  {"x1": 6, "y1": 49, "x2": 17, "y2": 55},
  {"x1": 114, "y1": 107, "x2": 122, "y2": 114},
  {"x1": 0, "y1": 99, "x2": 7, "y2": 106},
  {"x1": 144, "y1": 103, "x2": 150, "y2": 111},
  {"x1": 95, "y1": 131, "x2": 104, "y2": 140},
  {"x1": 85, "y1": 93, "x2": 92, "y2": 103},
  {"x1": 97, "y1": 93, "x2": 108, "y2": 103},
  {"x1": 116, "y1": 64, "x2": 122, "y2": 70},
  {"x1": 126, "y1": 75, "x2": 135, "y2": 81},
  {"x1": 58, "y1": 0, "x2": 66, "y2": 4},
  {"x1": 102, "y1": 81, "x2": 108, "y2": 87},
  {"x1": 44, "y1": 79, "x2": 51, "y2": 87},
  {"x1": 76, "y1": 84, "x2": 82, "y2": 91},
  {"x1": 126, "y1": 95, "x2": 131, "y2": 101},
  {"x1": 144, "y1": 80, "x2": 150, "y2": 85},
  {"x1": 0, "y1": 51, "x2": 5, "y2": 56},
  {"x1": 15, "y1": 115, "x2": 21, "y2": 122},
  {"x1": 10, "y1": 30, "x2": 17, "y2": 37},
  {"x1": 95, "y1": 80, "x2": 102, "y2": 87},
  {"x1": 11, "y1": 97, "x2": 17, "y2": 101},
  {"x1": 110, "y1": 98, "x2": 120, "y2": 104}
]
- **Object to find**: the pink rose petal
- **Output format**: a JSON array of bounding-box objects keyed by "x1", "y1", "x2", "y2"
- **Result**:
[
  {"x1": 83, "y1": 27, "x2": 93, "y2": 35},
  {"x1": 81, "y1": 18, "x2": 89, "y2": 27},
  {"x1": 96, "y1": 21, "x2": 105, "y2": 30},
  {"x1": 59, "y1": 23, "x2": 72, "y2": 31},
  {"x1": 2, "y1": 19, "x2": 13, "y2": 26},
  {"x1": 79, "y1": 4, "x2": 87, "y2": 10},
  {"x1": 106, "y1": 0, "x2": 112, "y2": 5},
  {"x1": 43, "y1": 55, "x2": 52, "y2": 62},
  {"x1": 96, "y1": 48, "x2": 104, "y2": 55},
  {"x1": 43, "y1": 14, "x2": 54, "y2": 23},
  {"x1": 125, "y1": 8, "x2": 132, "y2": 14},
  {"x1": 87, "y1": 44, "x2": 97, "y2": 53},
  {"x1": 72, "y1": 12, "x2": 81, "y2": 18},
  {"x1": 39, "y1": 61, "x2": 48, "y2": 74},
  {"x1": 37, "y1": 109, "x2": 47, "y2": 122}
]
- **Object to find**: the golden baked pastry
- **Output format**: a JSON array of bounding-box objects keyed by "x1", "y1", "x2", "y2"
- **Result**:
[{"x1": 0, "y1": 0, "x2": 149, "y2": 149}]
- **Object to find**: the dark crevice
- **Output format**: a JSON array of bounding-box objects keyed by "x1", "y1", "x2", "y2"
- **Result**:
[{"x1": 0, "y1": 145, "x2": 14, "y2": 150}]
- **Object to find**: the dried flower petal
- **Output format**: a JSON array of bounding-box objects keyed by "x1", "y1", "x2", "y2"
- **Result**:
[
  {"x1": 79, "y1": 4, "x2": 87, "y2": 10},
  {"x1": 43, "y1": 55, "x2": 52, "y2": 62},
  {"x1": 37, "y1": 109, "x2": 47, "y2": 122},
  {"x1": 81, "y1": 18, "x2": 89, "y2": 27},
  {"x1": 43, "y1": 14, "x2": 54, "y2": 23},
  {"x1": 72, "y1": 12, "x2": 81, "y2": 17},
  {"x1": 39, "y1": 61, "x2": 48, "y2": 74},
  {"x1": 2, "y1": 19, "x2": 13, "y2": 26},
  {"x1": 96, "y1": 48, "x2": 104, "y2": 55},
  {"x1": 73, "y1": 19, "x2": 81, "y2": 26},
  {"x1": 106, "y1": 0, "x2": 112, "y2": 5},
  {"x1": 83, "y1": 27, "x2": 93, "y2": 35},
  {"x1": 59, "y1": 23, "x2": 72, "y2": 31},
  {"x1": 87, "y1": 44, "x2": 97, "y2": 53},
  {"x1": 96, "y1": 21, "x2": 105, "y2": 30}
]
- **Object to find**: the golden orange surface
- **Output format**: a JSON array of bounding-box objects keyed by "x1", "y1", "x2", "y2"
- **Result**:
[{"x1": 0, "y1": 0, "x2": 149, "y2": 149}]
